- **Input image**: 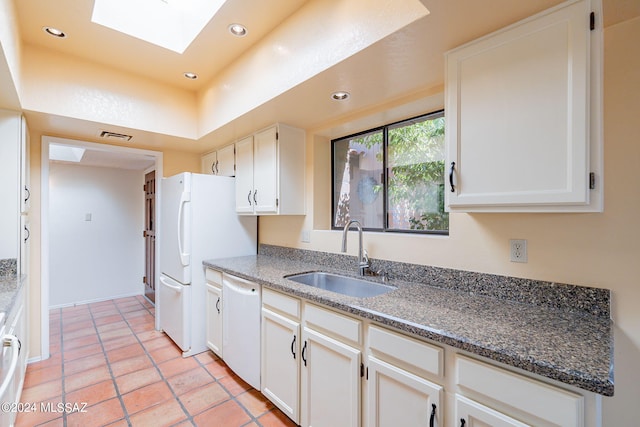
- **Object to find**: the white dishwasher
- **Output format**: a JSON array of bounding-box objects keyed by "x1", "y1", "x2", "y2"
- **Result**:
[{"x1": 222, "y1": 273, "x2": 261, "y2": 390}]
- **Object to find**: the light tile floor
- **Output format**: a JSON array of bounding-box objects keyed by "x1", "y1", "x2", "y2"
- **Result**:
[{"x1": 17, "y1": 296, "x2": 297, "y2": 427}]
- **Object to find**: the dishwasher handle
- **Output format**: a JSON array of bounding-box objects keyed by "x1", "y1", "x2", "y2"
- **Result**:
[{"x1": 223, "y1": 277, "x2": 257, "y2": 295}]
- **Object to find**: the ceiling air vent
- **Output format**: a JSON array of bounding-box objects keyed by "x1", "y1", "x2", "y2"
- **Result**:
[{"x1": 99, "y1": 130, "x2": 133, "y2": 141}]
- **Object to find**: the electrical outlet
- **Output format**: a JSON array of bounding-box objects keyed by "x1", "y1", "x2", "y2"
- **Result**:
[{"x1": 510, "y1": 239, "x2": 527, "y2": 263}]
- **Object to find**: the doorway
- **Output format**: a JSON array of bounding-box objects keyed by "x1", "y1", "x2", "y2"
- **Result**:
[
  {"x1": 144, "y1": 170, "x2": 156, "y2": 303},
  {"x1": 40, "y1": 136, "x2": 163, "y2": 361}
]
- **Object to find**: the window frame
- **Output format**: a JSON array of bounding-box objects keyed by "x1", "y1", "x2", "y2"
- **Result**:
[{"x1": 331, "y1": 110, "x2": 448, "y2": 235}]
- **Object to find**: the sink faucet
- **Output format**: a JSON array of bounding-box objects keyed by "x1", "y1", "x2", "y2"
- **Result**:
[{"x1": 341, "y1": 220, "x2": 370, "y2": 276}]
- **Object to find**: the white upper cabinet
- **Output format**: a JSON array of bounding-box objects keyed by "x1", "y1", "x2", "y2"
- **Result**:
[
  {"x1": 201, "y1": 144, "x2": 235, "y2": 176},
  {"x1": 0, "y1": 110, "x2": 29, "y2": 269},
  {"x1": 235, "y1": 124, "x2": 306, "y2": 215},
  {"x1": 445, "y1": 0, "x2": 602, "y2": 212}
]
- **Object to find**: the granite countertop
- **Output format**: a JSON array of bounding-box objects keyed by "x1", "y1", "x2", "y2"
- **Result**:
[
  {"x1": 204, "y1": 253, "x2": 614, "y2": 397},
  {"x1": 0, "y1": 275, "x2": 26, "y2": 324}
]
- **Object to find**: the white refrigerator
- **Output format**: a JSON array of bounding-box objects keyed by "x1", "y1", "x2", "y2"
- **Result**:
[{"x1": 159, "y1": 172, "x2": 257, "y2": 357}]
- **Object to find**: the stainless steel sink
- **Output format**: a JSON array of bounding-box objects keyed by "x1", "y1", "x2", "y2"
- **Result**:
[{"x1": 284, "y1": 271, "x2": 395, "y2": 298}]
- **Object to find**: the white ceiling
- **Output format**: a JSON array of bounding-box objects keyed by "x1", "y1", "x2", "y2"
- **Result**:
[{"x1": 7, "y1": 0, "x2": 640, "y2": 164}]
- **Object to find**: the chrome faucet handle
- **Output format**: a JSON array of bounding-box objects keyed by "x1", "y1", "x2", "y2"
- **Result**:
[{"x1": 361, "y1": 249, "x2": 370, "y2": 267}]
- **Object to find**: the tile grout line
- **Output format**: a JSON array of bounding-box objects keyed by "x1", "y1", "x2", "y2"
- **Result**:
[
  {"x1": 133, "y1": 295, "x2": 266, "y2": 426},
  {"x1": 87, "y1": 301, "x2": 134, "y2": 426},
  {"x1": 190, "y1": 353, "x2": 267, "y2": 427},
  {"x1": 41, "y1": 298, "x2": 288, "y2": 427},
  {"x1": 113, "y1": 298, "x2": 197, "y2": 426}
]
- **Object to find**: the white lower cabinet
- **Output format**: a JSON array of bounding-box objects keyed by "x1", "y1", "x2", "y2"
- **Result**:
[
  {"x1": 257, "y1": 288, "x2": 600, "y2": 427},
  {"x1": 261, "y1": 307, "x2": 300, "y2": 422},
  {"x1": 367, "y1": 356, "x2": 442, "y2": 427},
  {"x1": 205, "y1": 269, "x2": 223, "y2": 357},
  {"x1": 456, "y1": 355, "x2": 584, "y2": 427},
  {"x1": 301, "y1": 326, "x2": 361, "y2": 427},
  {"x1": 366, "y1": 325, "x2": 443, "y2": 427},
  {"x1": 455, "y1": 395, "x2": 529, "y2": 427}
]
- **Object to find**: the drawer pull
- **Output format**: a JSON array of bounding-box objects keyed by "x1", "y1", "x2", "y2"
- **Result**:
[{"x1": 460, "y1": 419, "x2": 466, "y2": 427}]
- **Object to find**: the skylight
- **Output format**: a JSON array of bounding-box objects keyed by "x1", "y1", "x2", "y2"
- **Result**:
[
  {"x1": 49, "y1": 144, "x2": 86, "y2": 163},
  {"x1": 91, "y1": 0, "x2": 228, "y2": 54}
]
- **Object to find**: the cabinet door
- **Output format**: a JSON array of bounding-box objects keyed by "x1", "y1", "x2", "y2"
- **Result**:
[
  {"x1": 445, "y1": 0, "x2": 598, "y2": 211},
  {"x1": 253, "y1": 126, "x2": 278, "y2": 214},
  {"x1": 19, "y1": 215, "x2": 29, "y2": 277},
  {"x1": 301, "y1": 327, "x2": 361, "y2": 427},
  {"x1": 205, "y1": 283, "x2": 223, "y2": 357},
  {"x1": 20, "y1": 116, "x2": 30, "y2": 214},
  {"x1": 456, "y1": 395, "x2": 530, "y2": 427},
  {"x1": 201, "y1": 151, "x2": 217, "y2": 175},
  {"x1": 235, "y1": 136, "x2": 255, "y2": 213},
  {"x1": 367, "y1": 356, "x2": 442, "y2": 427},
  {"x1": 216, "y1": 144, "x2": 236, "y2": 177},
  {"x1": 262, "y1": 308, "x2": 300, "y2": 423}
]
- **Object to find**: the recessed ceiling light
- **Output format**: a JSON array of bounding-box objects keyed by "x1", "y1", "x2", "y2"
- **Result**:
[
  {"x1": 228, "y1": 23, "x2": 248, "y2": 37},
  {"x1": 184, "y1": 72, "x2": 198, "y2": 80},
  {"x1": 43, "y1": 27, "x2": 66, "y2": 38},
  {"x1": 331, "y1": 91, "x2": 350, "y2": 101}
]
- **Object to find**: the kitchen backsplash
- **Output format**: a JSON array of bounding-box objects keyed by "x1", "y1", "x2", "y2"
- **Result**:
[
  {"x1": 0, "y1": 259, "x2": 17, "y2": 278},
  {"x1": 258, "y1": 244, "x2": 610, "y2": 319}
]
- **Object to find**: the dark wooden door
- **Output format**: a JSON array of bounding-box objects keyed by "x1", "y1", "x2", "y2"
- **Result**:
[{"x1": 144, "y1": 170, "x2": 156, "y2": 303}]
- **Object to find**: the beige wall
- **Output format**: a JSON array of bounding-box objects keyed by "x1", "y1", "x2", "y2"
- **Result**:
[
  {"x1": 21, "y1": 45, "x2": 198, "y2": 140},
  {"x1": 260, "y1": 16, "x2": 640, "y2": 425}
]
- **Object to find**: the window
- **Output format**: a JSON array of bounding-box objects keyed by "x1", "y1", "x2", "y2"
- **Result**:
[{"x1": 332, "y1": 111, "x2": 448, "y2": 234}]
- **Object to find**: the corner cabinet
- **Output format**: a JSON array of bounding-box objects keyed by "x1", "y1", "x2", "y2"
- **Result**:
[
  {"x1": 445, "y1": 0, "x2": 603, "y2": 212},
  {"x1": 235, "y1": 124, "x2": 306, "y2": 215}
]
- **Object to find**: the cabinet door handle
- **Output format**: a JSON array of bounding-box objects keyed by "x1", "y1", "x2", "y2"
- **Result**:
[
  {"x1": 301, "y1": 340, "x2": 307, "y2": 366},
  {"x1": 211, "y1": 162, "x2": 216, "y2": 174},
  {"x1": 253, "y1": 190, "x2": 257, "y2": 204},
  {"x1": 247, "y1": 190, "x2": 252, "y2": 206},
  {"x1": 291, "y1": 335, "x2": 296, "y2": 359},
  {"x1": 215, "y1": 160, "x2": 219, "y2": 174},
  {"x1": 429, "y1": 403, "x2": 436, "y2": 427},
  {"x1": 215, "y1": 297, "x2": 220, "y2": 314},
  {"x1": 24, "y1": 186, "x2": 30, "y2": 203},
  {"x1": 460, "y1": 419, "x2": 466, "y2": 427},
  {"x1": 24, "y1": 226, "x2": 30, "y2": 243},
  {"x1": 449, "y1": 162, "x2": 456, "y2": 192}
]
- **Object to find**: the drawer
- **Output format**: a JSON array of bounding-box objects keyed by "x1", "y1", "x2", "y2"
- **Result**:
[
  {"x1": 205, "y1": 268, "x2": 222, "y2": 285},
  {"x1": 368, "y1": 325, "x2": 443, "y2": 378},
  {"x1": 262, "y1": 288, "x2": 301, "y2": 320},
  {"x1": 456, "y1": 355, "x2": 583, "y2": 426},
  {"x1": 304, "y1": 303, "x2": 362, "y2": 347}
]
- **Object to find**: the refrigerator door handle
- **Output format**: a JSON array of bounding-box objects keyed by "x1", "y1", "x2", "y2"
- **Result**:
[
  {"x1": 160, "y1": 276, "x2": 183, "y2": 293},
  {"x1": 177, "y1": 191, "x2": 191, "y2": 266}
]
